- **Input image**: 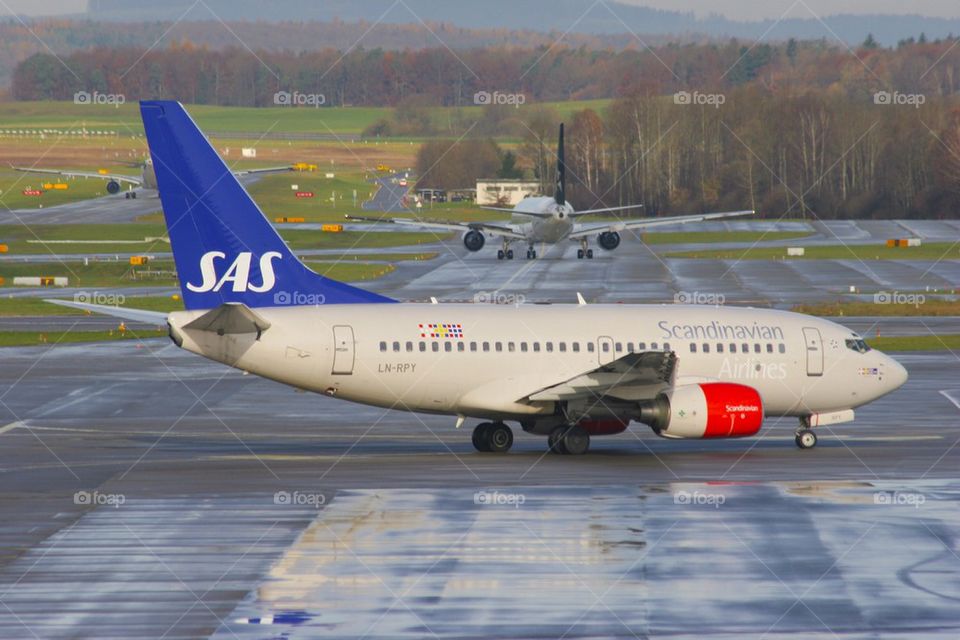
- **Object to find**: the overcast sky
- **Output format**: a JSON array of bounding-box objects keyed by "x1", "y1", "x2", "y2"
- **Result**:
[{"x1": 3, "y1": 0, "x2": 960, "y2": 20}]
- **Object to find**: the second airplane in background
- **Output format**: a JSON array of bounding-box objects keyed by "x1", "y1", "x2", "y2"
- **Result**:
[{"x1": 349, "y1": 124, "x2": 754, "y2": 259}]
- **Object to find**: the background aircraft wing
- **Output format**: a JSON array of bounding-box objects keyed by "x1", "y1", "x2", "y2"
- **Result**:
[
  {"x1": 232, "y1": 166, "x2": 294, "y2": 176},
  {"x1": 567, "y1": 209, "x2": 754, "y2": 239},
  {"x1": 12, "y1": 166, "x2": 143, "y2": 185},
  {"x1": 345, "y1": 215, "x2": 527, "y2": 240},
  {"x1": 523, "y1": 351, "x2": 678, "y2": 402}
]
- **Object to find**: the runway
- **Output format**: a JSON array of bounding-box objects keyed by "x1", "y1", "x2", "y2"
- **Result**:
[{"x1": 0, "y1": 340, "x2": 957, "y2": 637}]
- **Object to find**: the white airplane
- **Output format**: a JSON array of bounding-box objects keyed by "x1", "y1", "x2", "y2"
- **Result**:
[
  {"x1": 348, "y1": 124, "x2": 754, "y2": 259},
  {"x1": 51, "y1": 101, "x2": 908, "y2": 456},
  {"x1": 13, "y1": 158, "x2": 294, "y2": 199}
]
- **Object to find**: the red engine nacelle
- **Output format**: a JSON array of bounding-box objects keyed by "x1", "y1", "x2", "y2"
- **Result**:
[
  {"x1": 578, "y1": 417, "x2": 630, "y2": 436},
  {"x1": 641, "y1": 382, "x2": 764, "y2": 439}
]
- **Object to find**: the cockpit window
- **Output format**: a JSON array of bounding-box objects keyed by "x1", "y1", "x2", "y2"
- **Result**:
[{"x1": 845, "y1": 338, "x2": 871, "y2": 353}]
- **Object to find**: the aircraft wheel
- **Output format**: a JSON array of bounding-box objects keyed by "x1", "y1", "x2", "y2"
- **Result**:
[
  {"x1": 586, "y1": 249, "x2": 594, "y2": 259},
  {"x1": 531, "y1": 250, "x2": 537, "y2": 259},
  {"x1": 472, "y1": 422, "x2": 493, "y2": 452},
  {"x1": 526, "y1": 250, "x2": 533, "y2": 259},
  {"x1": 577, "y1": 249, "x2": 584, "y2": 259},
  {"x1": 547, "y1": 426, "x2": 567, "y2": 454},
  {"x1": 486, "y1": 422, "x2": 513, "y2": 453},
  {"x1": 497, "y1": 250, "x2": 504, "y2": 260},
  {"x1": 561, "y1": 425, "x2": 590, "y2": 455},
  {"x1": 506, "y1": 250, "x2": 514, "y2": 260},
  {"x1": 795, "y1": 429, "x2": 817, "y2": 450}
]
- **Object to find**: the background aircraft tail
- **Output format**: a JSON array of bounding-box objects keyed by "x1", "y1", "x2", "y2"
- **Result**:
[
  {"x1": 140, "y1": 101, "x2": 394, "y2": 310},
  {"x1": 555, "y1": 123, "x2": 565, "y2": 207}
]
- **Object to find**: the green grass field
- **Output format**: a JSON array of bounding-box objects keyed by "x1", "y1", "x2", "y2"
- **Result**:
[
  {"x1": 866, "y1": 334, "x2": 960, "y2": 351},
  {"x1": 0, "y1": 328, "x2": 167, "y2": 347},
  {"x1": 667, "y1": 243, "x2": 960, "y2": 261},
  {"x1": 793, "y1": 300, "x2": 960, "y2": 317},
  {"x1": 0, "y1": 99, "x2": 613, "y2": 136}
]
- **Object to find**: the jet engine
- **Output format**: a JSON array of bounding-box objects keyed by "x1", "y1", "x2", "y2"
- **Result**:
[
  {"x1": 106, "y1": 180, "x2": 121, "y2": 194},
  {"x1": 578, "y1": 417, "x2": 629, "y2": 435},
  {"x1": 639, "y1": 382, "x2": 764, "y2": 439},
  {"x1": 598, "y1": 231, "x2": 620, "y2": 251},
  {"x1": 463, "y1": 230, "x2": 485, "y2": 252}
]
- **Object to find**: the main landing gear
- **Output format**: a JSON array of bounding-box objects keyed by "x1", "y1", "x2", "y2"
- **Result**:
[
  {"x1": 548, "y1": 424, "x2": 590, "y2": 455},
  {"x1": 496, "y1": 240, "x2": 515, "y2": 260},
  {"x1": 472, "y1": 422, "x2": 514, "y2": 453}
]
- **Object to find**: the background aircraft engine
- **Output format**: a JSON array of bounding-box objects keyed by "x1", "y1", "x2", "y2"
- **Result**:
[
  {"x1": 463, "y1": 230, "x2": 485, "y2": 252},
  {"x1": 106, "y1": 180, "x2": 121, "y2": 194},
  {"x1": 598, "y1": 231, "x2": 620, "y2": 250},
  {"x1": 640, "y1": 382, "x2": 764, "y2": 439}
]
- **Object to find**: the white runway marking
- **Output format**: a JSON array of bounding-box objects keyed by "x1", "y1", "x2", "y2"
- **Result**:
[
  {"x1": 0, "y1": 421, "x2": 24, "y2": 435},
  {"x1": 938, "y1": 389, "x2": 960, "y2": 411}
]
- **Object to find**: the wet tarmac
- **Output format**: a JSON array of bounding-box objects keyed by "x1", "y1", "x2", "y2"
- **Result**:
[{"x1": 0, "y1": 341, "x2": 957, "y2": 638}]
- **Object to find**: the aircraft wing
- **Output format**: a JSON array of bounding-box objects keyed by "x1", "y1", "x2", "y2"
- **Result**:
[
  {"x1": 523, "y1": 351, "x2": 677, "y2": 402},
  {"x1": 12, "y1": 166, "x2": 143, "y2": 185},
  {"x1": 232, "y1": 166, "x2": 294, "y2": 176},
  {"x1": 568, "y1": 209, "x2": 755, "y2": 239},
  {"x1": 345, "y1": 215, "x2": 527, "y2": 240},
  {"x1": 44, "y1": 299, "x2": 168, "y2": 325}
]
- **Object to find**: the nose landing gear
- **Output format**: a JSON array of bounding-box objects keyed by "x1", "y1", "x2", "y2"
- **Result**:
[{"x1": 795, "y1": 428, "x2": 817, "y2": 449}]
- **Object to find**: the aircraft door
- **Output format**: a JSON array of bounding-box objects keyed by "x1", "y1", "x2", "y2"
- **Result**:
[
  {"x1": 597, "y1": 336, "x2": 615, "y2": 366},
  {"x1": 802, "y1": 327, "x2": 823, "y2": 377},
  {"x1": 332, "y1": 325, "x2": 355, "y2": 375}
]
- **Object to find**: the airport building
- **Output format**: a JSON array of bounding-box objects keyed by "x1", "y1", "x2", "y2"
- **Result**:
[{"x1": 476, "y1": 178, "x2": 540, "y2": 206}]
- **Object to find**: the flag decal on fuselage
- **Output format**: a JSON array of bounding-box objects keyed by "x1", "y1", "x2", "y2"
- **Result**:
[{"x1": 419, "y1": 323, "x2": 464, "y2": 339}]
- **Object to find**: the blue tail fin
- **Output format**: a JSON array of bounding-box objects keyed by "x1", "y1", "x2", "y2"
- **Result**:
[{"x1": 140, "y1": 100, "x2": 394, "y2": 310}]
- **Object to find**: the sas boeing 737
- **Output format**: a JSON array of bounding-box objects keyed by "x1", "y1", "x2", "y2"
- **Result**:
[
  {"x1": 348, "y1": 124, "x2": 754, "y2": 260},
  {"x1": 51, "y1": 101, "x2": 908, "y2": 456}
]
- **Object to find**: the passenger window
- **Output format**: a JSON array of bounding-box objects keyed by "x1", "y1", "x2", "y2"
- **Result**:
[
  {"x1": 702, "y1": 343, "x2": 710, "y2": 353},
  {"x1": 716, "y1": 343, "x2": 724, "y2": 353},
  {"x1": 601, "y1": 342, "x2": 610, "y2": 353},
  {"x1": 470, "y1": 341, "x2": 477, "y2": 352},
  {"x1": 615, "y1": 342, "x2": 623, "y2": 352},
  {"x1": 729, "y1": 343, "x2": 736, "y2": 353},
  {"x1": 651, "y1": 342, "x2": 658, "y2": 350},
  {"x1": 393, "y1": 341, "x2": 400, "y2": 352},
  {"x1": 482, "y1": 341, "x2": 490, "y2": 352},
  {"x1": 664, "y1": 343, "x2": 671, "y2": 352},
  {"x1": 457, "y1": 342, "x2": 465, "y2": 352},
  {"x1": 533, "y1": 342, "x2": 541, "y2": 352},
  {"x1": 419, "y1": 342, "x2": 426, "y2": 352},
  {"x1": 406, "y1": 341, "x2": 413, "y2": 352},
  {"x1": 742, "y1": 343, "x2": 749, "y2": 353},
  {"x1": 444, "y1": 342, "x2": 452, "y2": 352},
  {"x1": 508, "y1": 342, "x2": 516, "y2": 352},
  {"x1": 573, "y1": 342, "x2": 580, "y2": 352},
  {"x1": 766, "y1": 343, "x2": 774, "y2": 353},
  {"x1": 495, "y1": 342, "x2": 503, "y2": 352},
  {"x1": 559, "y1": 342, "x2": 567, "y2": 352},
  {"x1": 587, "y1": 343, "x2": 595, "y2": 353},
  {"x1": 521, "y1": 342, "x2": 528, "y2": 352},
  {"x1": 546, "y1": 342, "x2": 554, "y2": 352},
  {"x1": 778, "y1": 344, "x2": 786, "y2": 354},
  {"x1": 432, "y1": 342, "x2": 440, "y2": 352},
  {"x1": 754, "y1": 343, "x2": 761, "y2": 353},
  {"x1": 690, "y1": 343, "x2": 697, "y2": 353},
  {"x1": 637, "y1": 342, "x2": 646, "y2": 351},
  {"x1": 626, "y1": 343, "x2": 634, "y2": 353},
  {"x1": 379, "y1": 341, "x2": 387, "y2": 352}
]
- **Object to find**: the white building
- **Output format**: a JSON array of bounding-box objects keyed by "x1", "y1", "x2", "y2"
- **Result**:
[{"x1": 476, "y1": 179, "x2": 540, "y2": 206}]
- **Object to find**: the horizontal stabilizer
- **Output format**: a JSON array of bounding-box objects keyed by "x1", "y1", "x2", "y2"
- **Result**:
[
  {"x1": 43, "y1": 299, "x2": 168, "y2": 325},
  {"x1": 183, "y1": 303, "x2": 271, "y2": 336}
]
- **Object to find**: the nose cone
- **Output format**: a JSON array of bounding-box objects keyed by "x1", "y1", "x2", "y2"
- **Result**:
[{"x1": 885, "y1": 356, "x2": 909, "y2": 392}]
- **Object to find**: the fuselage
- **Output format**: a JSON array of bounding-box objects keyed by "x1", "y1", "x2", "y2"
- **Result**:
[
  {"x1": 168, "y1": 303, "x2": 907, "y2": 425},
  {"x1": 511, "y1": 196, "x2": 575, "y2": 244}
]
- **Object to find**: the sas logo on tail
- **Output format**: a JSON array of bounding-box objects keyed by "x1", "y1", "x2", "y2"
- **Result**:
[{"x1": 187, "y1": 251, "x2": 282, "y2": 293}]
